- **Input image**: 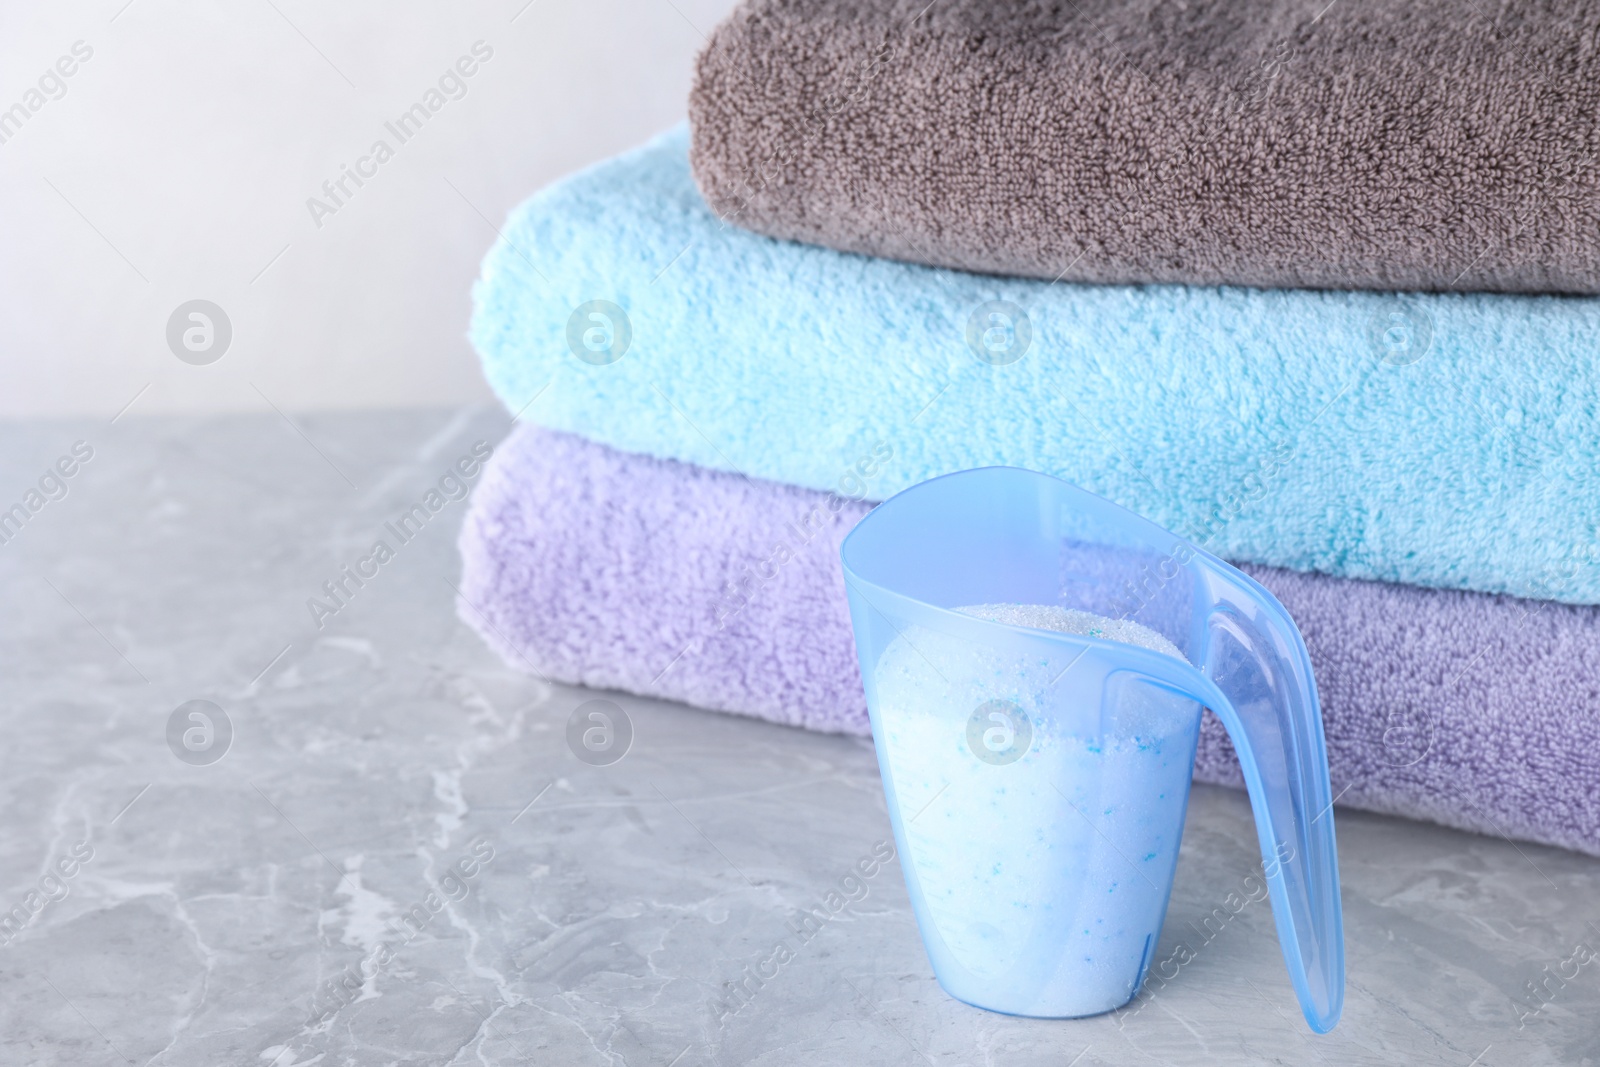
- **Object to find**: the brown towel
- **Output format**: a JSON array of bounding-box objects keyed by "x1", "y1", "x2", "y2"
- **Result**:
[{"x1": 690, "y1": 0, "x2": 1600, "y2": 294}]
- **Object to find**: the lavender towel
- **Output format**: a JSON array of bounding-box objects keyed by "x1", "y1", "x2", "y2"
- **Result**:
[{"x1": 459, "y1": 424, "x2": 1600, "y2": 856}]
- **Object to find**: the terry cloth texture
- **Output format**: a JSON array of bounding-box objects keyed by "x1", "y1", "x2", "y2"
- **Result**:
[
  {"x1": 471, "y1": 129, "x2": 1600, "y2": 605},
  {"x1": 689, "y1": 0, "x2": 1600, "y2": 294},
  {"x1": 458, "y1": 424, "x2": 1600, "y2": 856}
]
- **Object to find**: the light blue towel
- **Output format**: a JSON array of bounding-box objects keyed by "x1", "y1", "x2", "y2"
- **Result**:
[{"x1": 471, "y1": 126, "x2": 1600, "y2": 605}]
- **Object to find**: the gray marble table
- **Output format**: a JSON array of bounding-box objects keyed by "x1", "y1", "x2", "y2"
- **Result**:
[{"x1": 1, "y1": 409, "x2": 1597, "y2": 1066}]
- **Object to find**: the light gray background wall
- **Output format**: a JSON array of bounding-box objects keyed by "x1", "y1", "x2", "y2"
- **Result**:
[{"x1": 0, "y1": 0, "x2": 735, "y2": 417}]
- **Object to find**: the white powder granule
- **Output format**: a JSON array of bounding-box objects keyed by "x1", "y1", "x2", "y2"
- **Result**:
[{"x1": 956, "y1": 604, "x2": 1188, "y2": 662}]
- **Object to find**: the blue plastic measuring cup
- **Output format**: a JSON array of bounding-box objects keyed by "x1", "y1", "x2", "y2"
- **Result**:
[{"x1": 840, "y1": 467, "x2": 1343, "y2": 1032}]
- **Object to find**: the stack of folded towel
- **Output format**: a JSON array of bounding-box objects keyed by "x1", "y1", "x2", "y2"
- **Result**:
[{"x1": 458, "y1": 0, "x2": 1600, "y2": 856}]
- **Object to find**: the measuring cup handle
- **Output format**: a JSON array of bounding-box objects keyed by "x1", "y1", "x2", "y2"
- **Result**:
[{"x1": 1186, "y1": 561, "x2": 1345, "y2": 1033}]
